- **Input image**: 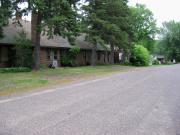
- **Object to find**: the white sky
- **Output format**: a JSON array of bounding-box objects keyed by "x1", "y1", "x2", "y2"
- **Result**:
[{"x1": 128, "y1": 0, "x2": 180, "y2": 27}]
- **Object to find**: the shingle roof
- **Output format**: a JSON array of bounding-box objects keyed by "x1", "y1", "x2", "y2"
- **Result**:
[{"x1": 0, "y1": 20, "x2": 105, "y2": 50}]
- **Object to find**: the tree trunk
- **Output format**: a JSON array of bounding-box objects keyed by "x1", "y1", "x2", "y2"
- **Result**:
[
  {"x1": 110, "y1": 44, "x2": 114, "y2": 64},
  {"x1": 91, "y1": 44, "x2": 97, "y2": 66},
  {"x1": 31, "y1": 12, "x2": 41, "y2": 70}
]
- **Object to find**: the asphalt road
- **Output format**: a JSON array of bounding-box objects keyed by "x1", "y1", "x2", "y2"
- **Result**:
[{"x1": 0, "y1": 65, "x2": 180, "y2": 135}]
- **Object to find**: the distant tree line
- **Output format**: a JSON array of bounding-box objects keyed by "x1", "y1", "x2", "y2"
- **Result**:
[{"x1": 155, "y1": 21, "x2": 180, "y2": 62}]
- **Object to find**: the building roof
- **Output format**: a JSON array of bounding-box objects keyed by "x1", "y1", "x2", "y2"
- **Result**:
[
  {"x1": 0, "y1": 20, "x2": 105, "y2": 50},
  {"x1": 154, "y1": 55, "x2": 165, "y2": 59}
]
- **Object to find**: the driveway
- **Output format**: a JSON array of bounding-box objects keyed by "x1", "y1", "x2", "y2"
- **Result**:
[{"x1": 0, "y1": 65, "x2": 180, "y2": 135}]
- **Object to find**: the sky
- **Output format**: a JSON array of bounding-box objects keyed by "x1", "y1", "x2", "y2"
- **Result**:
[{"x1": 128, "y1": 0, "x2": 180, "y2": 27}]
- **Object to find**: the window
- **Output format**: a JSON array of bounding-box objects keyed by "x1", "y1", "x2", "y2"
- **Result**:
[{"x1": 46, "y1": 49, "x2": 51, "y2": 60}]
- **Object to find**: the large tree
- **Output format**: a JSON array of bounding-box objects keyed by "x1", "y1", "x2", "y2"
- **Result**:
[
  {"x1": 101, "y1": 0, "x2": 133, "y2": 64},
  {"x1": 159, "y1": 21, "x2": 180, "y2": 61},
  {"x1": 83, "y1": 0, "x2": 132, "y2": 65},
  {"x1": 13, "y1": 0, "x2": 80, "y2": 70},
  {"x1": 82, "y1": 0, "x2": 106, "y2": 66},
  {"x1": 0, "y1": 0, "x2": 12, "y2": 38},
  {"x1": 131, "y1": 4, "x2": 157, "y2": 53}
]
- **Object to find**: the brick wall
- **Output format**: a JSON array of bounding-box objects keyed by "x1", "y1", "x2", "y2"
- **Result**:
[
  {"x1": 0, "y1": 46, "x2": 9, "y2": 68},
  {"x1": 75, "y1": 50, "x2": 110, "y2": 66},
  {"x1": 76, "y1": 50, "x2": 86, "y2": 66},
  {"x1": 39, "y1": 48, "x2": 111, "y2": 67},
  {"x1": 40, "y1": 48, "x2": 61, "y2": 67}
]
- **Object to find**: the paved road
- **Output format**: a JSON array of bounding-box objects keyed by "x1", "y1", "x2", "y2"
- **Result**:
[{"x1": 0, "y1": 65, "x2": 180, "y2": 135}]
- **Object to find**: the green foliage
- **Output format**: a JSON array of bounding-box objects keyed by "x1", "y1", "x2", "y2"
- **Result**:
[
  {"x1": 154, "y1": 40, "x2": 166, "y2": 55},
  {"x1": 0, "y1": 0, "x2": 12, "y2": 38},
  {"x1": 0, "y1": 67, "x2": 31, "y2": 73},
  {"x1": 123, "y1": 59, "x2": 131, "y2": 66},
  {"x1": 12, "y1": 0, "x2": 81, "y2": 70},
  {"x1": 131, "y1": 4, "x2": 157, "y2": 53},
  {"x1": 69, "y1": 46, "x2": 80, "y2": 57},
  {"x1": 14, "y1": 0, "x2": 80, "y2": 42},
  {"x1": 152, "y1": 59, "x2": 160, "y2": 65},
  {"x1": 83, "y1": 0, "x2": 133, "y2": 64},
  {"x1": 103, "y1": 0, "x2": 133, "y2": 47},
  {"x1": 131, "y1": 45, "x2": 150, "y2": 66},
  {"x1": 82, "y1": 1, "x2": 106, "y2": 46},
  {"x1": 13, "y1": 31, "x2": 33, "y2": 68},
  {"x1": 61, "y1": 47, "x2": 80, "y2": 67},
  {"x1": 160, "y1": 21, "x2": 180, "y2": 62},
  {"x1": 83, "y1": 0, "x2": 132, "y2": 47},
  {"x1": 138, "y1": 39, "x2": 155, "y2": 53}
]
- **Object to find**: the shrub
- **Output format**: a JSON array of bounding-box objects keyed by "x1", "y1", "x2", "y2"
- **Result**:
[
  {"x1": 164, "y1": 61, "x2": 172, "y2": 65},
  {"x1": 69, "y1": 46, "x2": 80, "y2": 57},
  {"x1": 61, "y1": 55, "x2": 76, "y2": 67},
  {"x1": 13, "y1": 31, "x2": 33, "y2": 68},
  {"x1": 153, "y1": 59, "x2": 160, "y2": 65},
  {"x1": 61, "y1": 47, "x2": 80, "y2": 67},
  {"x1": 0, "y1": 67, "x2": 31, "y2": 73},
  {"x1": 130, "y1": 45, "x2": 150, "y2": 66}
]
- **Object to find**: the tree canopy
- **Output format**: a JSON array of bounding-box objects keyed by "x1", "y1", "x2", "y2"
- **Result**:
[
  {"x1": 13, "y1": 0, "x2": 80, "y2": 41},
  {"x1": 11, "y1": 0, "x2": 81, "y2": 70},
  {"x1": 83, "y1": 0, "x2": 132, "y2": 64},
  {"x1": 131, "y1": 4, "x2": 157, "y2": 53},
  {"x1": 0, "y1": 0, "x2": 12, "y2": 38},
  {"x1": 159, "y1": 21, "x2": 180, "y2": 61}
]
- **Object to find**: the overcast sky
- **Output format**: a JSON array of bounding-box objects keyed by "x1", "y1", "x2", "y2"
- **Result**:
[{"x1": 128, "y1": 0, "x2": 180, "y2": 27}]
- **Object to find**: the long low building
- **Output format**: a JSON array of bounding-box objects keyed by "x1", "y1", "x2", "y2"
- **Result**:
[{"x1": 0, "y1": 20, "x2": 115, "y2": 68}]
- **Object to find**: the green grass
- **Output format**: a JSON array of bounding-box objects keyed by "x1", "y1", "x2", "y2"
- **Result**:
[{"x1": 0, "y1": 65, "x2": 134, "y2": 96}]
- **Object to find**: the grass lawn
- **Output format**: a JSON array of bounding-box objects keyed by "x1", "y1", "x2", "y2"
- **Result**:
[{"x1": 0, "y1": 65, "x2": 135, "y2": 96}]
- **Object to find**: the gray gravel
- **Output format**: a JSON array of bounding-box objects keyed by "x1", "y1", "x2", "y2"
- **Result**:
[{"x1": 0, "y1": 65, "x2": 180, "y2": 135}]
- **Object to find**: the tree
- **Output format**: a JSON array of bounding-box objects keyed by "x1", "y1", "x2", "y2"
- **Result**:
[
  {"x1": 130, "y1": 45, "x2": 150, "y2": 66},
  {"x1": 0, "y1": 0, "x2": 12, "y2": 38},
  {"x1": 13, "y1": 0, "x2": 80, "y2": 70},
  {"x1": 83, "y1": 0, "x2": 132, "y2": 65},
  {"x1": 131, "y1": 4, "x2": 157, "y2": 53},
  {"x1": 13, "y1": 31, "x2": 33, "y2": 68},
  {"x1": 160, "y1": 21, "x2": 180, "y2": 62},
  {"x1": 154, "y1": 40, "x2": 166, "y2": 55},
  {"x1": 82, "y1": 0, "x2": 106, "y2": 66},
  {"x1": 100, "y1": 0, "x2": 133, "y2": 64}
]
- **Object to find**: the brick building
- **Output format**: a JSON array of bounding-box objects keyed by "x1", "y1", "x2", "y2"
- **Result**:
[{"x1": 0, "y1": 20, "x2": 114, "y2": 68}]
